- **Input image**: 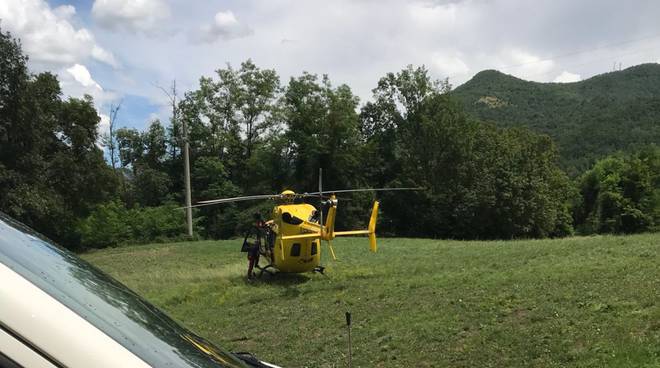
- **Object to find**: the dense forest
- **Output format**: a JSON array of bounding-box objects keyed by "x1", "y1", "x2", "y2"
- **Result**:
[
  {"x1": 452, "y1": 65, "x2": 660, "y2": 176},
  {"x1": 1, "y1": 29, "x2": 658, "y2": 250}
]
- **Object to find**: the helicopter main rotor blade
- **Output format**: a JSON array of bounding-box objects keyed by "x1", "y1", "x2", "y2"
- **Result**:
[
  {"x1": 180, "y1": 191, "x2": 340, "y2": 209},
  {"x1": 306, "y1": 187, "x2": 424, "y2": 195},
  {"x1": 319, "y1": 168, "x2": 323, "y2": 198},
  {"x1": 197, "y1": 194, "x2": 281, "y2": 204},
  {"x1": 179, "y1": 183, "x2": 406, "y2": 210},
  {"x1": 181, "y1": 194, "x2": 282, "y2": 209}
]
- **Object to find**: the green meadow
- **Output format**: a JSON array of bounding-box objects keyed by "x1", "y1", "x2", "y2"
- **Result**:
[{"x1": 82, "y1": 234, "x2": 660, "y2": 367}]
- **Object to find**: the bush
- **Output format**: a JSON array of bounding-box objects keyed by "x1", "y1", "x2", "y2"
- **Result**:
[
  {"x1": 77, "y1": 201, "x2": 132, "y2": 247},
  {"x1": 78, "y1": 201, "x2": 190, "y2": 248},
  {"x1": 574, "y1": 146, "x2": 659, "y2": 234},
  {"x1": 131, "y1": 204, "x2": 187, "y2": 242}
]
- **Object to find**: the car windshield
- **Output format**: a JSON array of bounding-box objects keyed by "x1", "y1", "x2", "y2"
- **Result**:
[{"x1": 0, "y1": 213, "x2": 248, "y2": 368}]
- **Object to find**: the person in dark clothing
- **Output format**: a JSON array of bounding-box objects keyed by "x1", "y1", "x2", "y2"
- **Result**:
[{"x1": 245, "y1": 213, "x2": 267, "y2": 280}]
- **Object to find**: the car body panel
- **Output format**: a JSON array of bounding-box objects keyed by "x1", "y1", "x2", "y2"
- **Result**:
[
  {"x1": 0, "y1": 263, "x2": 150, "y2": 368},
  {"x1": 0, "y1": 213, "x2": 251, "y2": 368},
  {"x1": 0, "y1": 327, "x2": 58, "y2": 368}
]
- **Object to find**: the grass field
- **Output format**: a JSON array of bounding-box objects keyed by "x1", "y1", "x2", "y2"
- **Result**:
[{"x1": 81, "y1": 234, "x2": 660, "y2": 368}]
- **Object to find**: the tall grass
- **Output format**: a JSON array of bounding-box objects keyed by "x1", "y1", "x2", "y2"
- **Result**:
[{"x1": 83, "y1": 234, "x2": 660, "y2": 367}]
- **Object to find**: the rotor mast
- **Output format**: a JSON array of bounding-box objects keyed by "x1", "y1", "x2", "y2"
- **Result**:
[{"x1": 319, "y1": 168, "x2": 323, "y2": 237}]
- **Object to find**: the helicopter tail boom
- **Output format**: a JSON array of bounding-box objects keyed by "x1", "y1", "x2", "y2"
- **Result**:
[{"x1": 332, "y1": 200, "x2": 379, "y2": 252}]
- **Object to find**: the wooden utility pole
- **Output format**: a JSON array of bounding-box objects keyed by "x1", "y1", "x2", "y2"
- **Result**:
[
  {"x1": 157, "y1": 80, "x2": 193, "y2": 237},
  {"x1": 179, "y1": 82, "x2": 193, "y2": 237}
]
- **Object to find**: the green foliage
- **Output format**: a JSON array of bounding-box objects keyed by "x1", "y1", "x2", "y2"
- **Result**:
[
  {"x1": 78, "y1": 201, "x2": 188, "y2": 248},
  {"x1": 363, "y1": 67, "x2": 573, "y2": 239},
  {"x1": 3, "y1": 25, "x2": 656, "y2": 246},
  {"x1": 281, "y1": 73, "x2": 367, "y2": 229},
  {"x1": 192, "y1": 156, "x2": 241, "y2": 238},
  {"x1": 452, "y1": 65, "x2": 660, "y2": 176},
  {"x1": 575, "y1": 146, "x2": 659, "y2": 234},
  {"x1": 131, "y1": 204, "x2": 190, "y2": 242},
  {"x1": 77, "y1": 201, "x2": 132, "y2": 247},
  {"x1": 179, "y1": 59, "x2": 280, "y2": 186},
  {"x1": 0, "y1": 28, "x2": 116, "y2": 247},
  {"x1": 115, "y1": 121, "x2": 173, "y2": 207},
  {"x1": 83, "y1": 234, "x2": 660, "y2": 367}
]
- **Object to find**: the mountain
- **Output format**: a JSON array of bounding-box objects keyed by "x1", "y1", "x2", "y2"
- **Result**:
[{"x1": 451, "y1": 63, "x2": 660, "y2": 175}]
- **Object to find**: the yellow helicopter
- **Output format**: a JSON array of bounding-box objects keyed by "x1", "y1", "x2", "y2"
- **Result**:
[{"x1": 191, "y1": 170, "x2": 421, "y2": 277}]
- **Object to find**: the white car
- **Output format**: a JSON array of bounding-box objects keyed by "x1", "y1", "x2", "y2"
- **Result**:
[{"x1": 0, "y1": 213, "x2": 282, "y2": 368}]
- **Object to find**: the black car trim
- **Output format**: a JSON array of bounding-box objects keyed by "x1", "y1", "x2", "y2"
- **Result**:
[{"x1": 0, "y1": 322, "x2": 66, "y2": 368}]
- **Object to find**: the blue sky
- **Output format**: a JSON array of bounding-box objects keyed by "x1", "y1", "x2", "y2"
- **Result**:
[{"x1": 2, "y1": 0, "x2": 660, "y2": 135}]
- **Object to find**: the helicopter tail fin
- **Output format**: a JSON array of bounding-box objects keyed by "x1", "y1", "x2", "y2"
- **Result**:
[
  {"x1": 324, "y1": 203, "x2": 337, "y2": 239},
  {"x1": 368, "y1": 201, "x2": 379, "y2": 252}
]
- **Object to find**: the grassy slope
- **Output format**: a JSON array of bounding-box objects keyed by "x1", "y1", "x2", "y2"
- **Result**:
[{"x1": 82, "y1": 234, "x2": 660, "y2": 368}]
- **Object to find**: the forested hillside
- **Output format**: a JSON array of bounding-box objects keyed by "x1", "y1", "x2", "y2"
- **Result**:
[{"x1": 452, "y1": 64, "x2": 660, "y2": 175}]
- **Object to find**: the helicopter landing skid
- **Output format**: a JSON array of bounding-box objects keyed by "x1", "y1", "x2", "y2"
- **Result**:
[{"x1": 256, "y1": 264, "x2": 276, "y2": 278}]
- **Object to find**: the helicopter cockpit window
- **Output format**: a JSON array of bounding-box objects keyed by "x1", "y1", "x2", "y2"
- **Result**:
[
  {"x1": 282, "y1": 212, "x2": 303, "y2": 225},
  {"x1": 290, "y1": 243, "x2": 301, "y2": 257}
]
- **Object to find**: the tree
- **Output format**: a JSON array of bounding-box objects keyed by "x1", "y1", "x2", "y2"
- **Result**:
[
  {"x1": 0, "y1": 28, "x2": 117, "y2": 247},
  {"x1": 192, "y1": 156, "x2": 241, "y2": 238},
  {"x1": 282, "y1": 73, "x2": 362, "y2": 190},
  {"x1": 100, "y1": 102, "x2": 122, "y2": 171},
  {"x1": 114, "y1": 121, "x2": 173, "y2": 207},
  {"x1": 143, "y1": 120, "x2": 167, "y2": 168},
  {"x1": 179, "y1": 60, "x2": 280, "y2": 186},
  {"x1": 575, "y1": 146, "x2": 659, "y2": 234},
  {"x1": 361, "y1": 66, "x2": 573, "y2": 239},
  {"x1": 0, "y1": 29, "x2": 28, "y2": 150},
  {"x1": 116, "y1": 128, "x2": 144, "y2": 173},
  {"x1": 359, "y1": 65, "x2": 450, "y2": 186}
]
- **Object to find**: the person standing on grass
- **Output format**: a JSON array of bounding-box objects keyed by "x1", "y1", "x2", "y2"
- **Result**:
[{"x1": 245, "y1": 213, "x2": 267, "y2": 280}]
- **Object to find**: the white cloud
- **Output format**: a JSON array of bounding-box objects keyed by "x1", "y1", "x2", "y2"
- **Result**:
[
  {"x1": 195, "y1": 10, "x2": 254, "y2": 43},
  {"x1": 432, "y1": 52, "x2": 470, "y2": 78},
  {"x1": 18, "y1": 0, "x2": 659, "y2": 134},
  {"x1": 553, "y1": 71, "x2": 581, "y2": 83},
  {"x1": 92, "y1": 0, "x2": 171, "y2": 34},
  {"x1": 408, "y1": 2, "x2": 458, "y2": 28},
  {"x1": 98, "y1": 113, "x2": 111, "y2": 136},
  {"x1": 60, "y1": 64, "x2": 117, "y2": 107},
  {"x1": 66, "y1": 64, "x2": 103, "y2": 90},
  {"x1": 53, "y1": 4, "x2": 76, "y2": 19},
  {"x1": 0, "y1": 0, "x2": 117, "y2": 69},
  {"x1": 91, "y1": 46, "x2": 119, "y2": 68},
  {"x1": 503, "y1": 49, "x2": 555, "y2": 81}
]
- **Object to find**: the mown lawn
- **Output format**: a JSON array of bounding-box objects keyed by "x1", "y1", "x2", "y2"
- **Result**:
[{"x1": 81, "y1": 234, "x2": 660, "y2": 368}]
